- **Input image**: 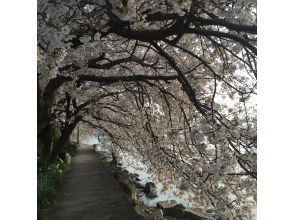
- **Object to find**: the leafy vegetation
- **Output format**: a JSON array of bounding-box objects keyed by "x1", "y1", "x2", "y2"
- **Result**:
[
  {"x1": 37, "y1": 162, "x2": 63, "y2": 220},
  {"x1": 60, "y1": 142, "x2": 79, "y2": 156},
  {"x1": 37, "y1": 139, "x2": 77, "y2": 219}
]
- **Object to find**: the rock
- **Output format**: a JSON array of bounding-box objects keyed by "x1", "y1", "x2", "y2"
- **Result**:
[
  {"x1": 163, "y1": 206, "x2": 185, "y2": 218},
  {"x1": 159, "y1": 203, "x2": 212, "y2": 220},
  {"x1": 144, "y1": 182, "x2": 156, "y2": 193},
  {"x1": 143, "y1": 182, "x2": 158, "y2": 198},
  {"x1": 157, "y1": 202, "x2": 186, "y2": 218},
  {"x1": 98, "y1": 151, "x2": 106, "y2": 157},
  {"x1": 157, "y1": 200, "x2": 177, "y2": 209},
  {"x1": 112, "y1": 170, "x2": 128, "y2": 180},
  {"x1": 110, "y1": 151, "x2": 118, "y2": 166},
  {"x1": 118, "y1": 172, "x2": 130, "y2": 182},
  {"x1": 145, "y1": 191, "x2": 158, "y2": 199},
  {"x1": 106, "y1": 156, "x2": 113, "y2": 162},
  {"x1": 98, "y1": 152, "x2": 113, "y2": 164},
  {"x1": 173, "y1": 204, "x2": 186, "y2": 209},
  {"x1": 65, "y1": 153, "x2": 71, "y2": 165},
  {"x1": 111, "y1": 166, "x2": 129, "y2": 177},
  {"x1": 118, "y1": 177, "x2": 137, "y2": 205},
  {"x1": 146, "y1": 209, "x2": 164, "y2": 220},
  {"x1": 183, "y1": 208, "x2": 214, "y2": 220},
  {"x1": 118, "y1": 167, "x2": 129, "y2": 174},
  {"x1": 134, "y1": 181, "x2": 144, "y2": 189},
  {"x1": 129, "y1": 173, "x2": 139, "y2": 181},
  {"x1": 111, "y1": 165, "x2": 123, "y2": 173}
]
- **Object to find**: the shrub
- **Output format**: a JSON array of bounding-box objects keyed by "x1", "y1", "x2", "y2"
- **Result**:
[
  {"x1": 60, "y1": 142, "x2": 79, "y2": 156},
  {"x1": 37, "y1": 141, "x2": 45, "y2": 169},
  {"x1": 37, "y1": 141, "x2": 77, "y2": 219},
  {"x1": 37, "y1": 162, "x2": 63, "y2": 219}
]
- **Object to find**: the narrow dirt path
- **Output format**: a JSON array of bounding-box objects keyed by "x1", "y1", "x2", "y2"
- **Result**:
[{"x1": 46, "y1": 144, "x2": 140, "y2": 220}]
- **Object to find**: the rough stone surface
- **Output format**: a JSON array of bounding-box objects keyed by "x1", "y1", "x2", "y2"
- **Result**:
[
  {"x1": 144, "y1": 182, "x2": 157, "y2": 193},
  {"x1": 145, "y1": 191, "x2": 158, "y2": 199},
  {"x1": 163, "y1": 207, "x2": 185, "y2": 218},
  {"x1": 134, "y1": 181, "x2": 144, "y2": 189},
  {"x1": 144, "y1": 182, "x2": 158, "y2": 198},
  {"x1": 183, "y1": 208, "x2": 214, "y2": 220},
  {"x1": 173, "y1": 204, "x2": 186, "y2": 210},
  {"x1": 65, "y1": 153, "x2": 71, "y2": 165},
  {"x1": 146, "y1": 209, "x2": 164, "y2": 220},
  {"x1": 157, "y1": 200, "x2": 177, "y2": 209},
  {"x1": 157, "y1": 202, "x2": 186, "y2": 218},
  {"x1": 45, "y1": 144, "x2": 140, "y2": 220},
  {"x1": 157, "y1": 201, "x2": 214, "y2": 220},
  {"x1": 118, "y1": 176, "x2": 137, "y2": 204}
]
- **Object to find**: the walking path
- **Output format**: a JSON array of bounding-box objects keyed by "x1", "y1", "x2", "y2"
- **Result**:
[{"x1": 46, "y1": 144, "x2": 140, "y2": 220}]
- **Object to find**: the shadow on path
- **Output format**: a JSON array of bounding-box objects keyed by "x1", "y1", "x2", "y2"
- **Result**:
[{"x1": 46, "y1": 144, "x2": 140, "y2": 220}]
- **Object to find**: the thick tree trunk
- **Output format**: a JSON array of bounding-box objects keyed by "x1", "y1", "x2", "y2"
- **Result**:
[
  {"x1": 48, "y1": 116, "x2": 82, "y2": 164},
  {"x1": 38, "y1": 75, "x2": 72, "y2": 134},
  {"x1": 38, "y1": 124, "x2": 54, "y2": 167}
]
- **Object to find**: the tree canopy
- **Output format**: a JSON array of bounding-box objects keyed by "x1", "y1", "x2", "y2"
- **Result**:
[{"x1": 37, "y1": 0, "x2": 257, "y2": 218}]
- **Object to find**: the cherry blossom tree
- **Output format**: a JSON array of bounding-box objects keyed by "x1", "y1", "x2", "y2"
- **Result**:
[{"x1": 38, "y1": 0, "x2": 257, "y2": 218}]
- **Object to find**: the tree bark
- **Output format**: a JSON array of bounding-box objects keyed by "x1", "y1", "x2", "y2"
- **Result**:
[
  {"x1": 48, "y1": 116, "x2": 82, "y2": 164},
  {"x1": 76, "y1": 124, "x2": 80, "y2": 144},
  {"x1": 38, "y1": 124, "x2": 54, "y2": 166},
  {"x1": 38, "y1": 75, "x2": 72, "y2": 134}
]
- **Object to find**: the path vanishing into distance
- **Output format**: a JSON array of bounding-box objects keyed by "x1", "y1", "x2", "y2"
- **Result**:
[{"x1": 46, "y1": 144, "x2": 140, "y2": 220}]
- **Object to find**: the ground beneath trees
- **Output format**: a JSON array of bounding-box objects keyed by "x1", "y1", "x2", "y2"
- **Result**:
[{"x1": 45, "y1": 144, "x2": 140, "y2": 220}]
